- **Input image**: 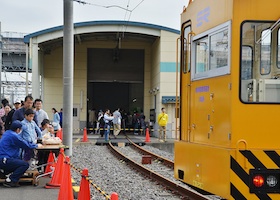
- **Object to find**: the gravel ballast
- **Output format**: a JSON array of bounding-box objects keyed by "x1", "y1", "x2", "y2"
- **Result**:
[{"x1": 71, "y1": 144, "x2": 181, "y2": 200}]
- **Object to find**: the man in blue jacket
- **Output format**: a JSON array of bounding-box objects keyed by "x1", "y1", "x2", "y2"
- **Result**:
[{"x1": 0, "y1": 120, "x2": 42, "y2": 187}]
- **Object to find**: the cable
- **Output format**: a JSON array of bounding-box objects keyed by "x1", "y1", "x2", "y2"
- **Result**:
[
  {"x1": 73, "y1": 0, "x2": 132, "y2": 12},
  {"x1": 73, "y1": 0, "x2": 145, "y2": 47},
  {"x1": 120, "y1": 0, "x2": 145, "y2": 40},
  {"x1": 119, "y1": 0, "x2": 131, "y2": 39},
  {"x1": 131, "y1": 0, "x2": 144, "y2": 12},
  {"x1": 73, "y1": 0, "x2": 144, "y2": 13}
]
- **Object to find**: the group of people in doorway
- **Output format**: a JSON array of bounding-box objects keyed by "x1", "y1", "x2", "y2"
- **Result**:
[
  {"x1": 88, "y1": 107, "x2": 168, "y2": 142},
  {"x1": 0, "y1": 95, "x2": 63, "y2": 187},
  {"x1": 89, "y1": 108, "x2": 148, "y2": 141},
  {"x1": 89, "y1": 108, "x2": 123, "y2": 142}
]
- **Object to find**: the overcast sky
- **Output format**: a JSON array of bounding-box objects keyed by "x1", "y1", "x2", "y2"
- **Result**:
[{"x1": 0, "y1": 0, "x2": 187, "y2": 35}]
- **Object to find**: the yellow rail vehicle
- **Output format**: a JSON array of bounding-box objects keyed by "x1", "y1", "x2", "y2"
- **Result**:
[{"x1": 174, "y1": 0, "x2": 280, "y2": 199}]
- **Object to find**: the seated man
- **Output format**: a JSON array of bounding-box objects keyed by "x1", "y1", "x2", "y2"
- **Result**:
[{"x1": 0, "y1": 120, "x2": 42, "y2": 187}]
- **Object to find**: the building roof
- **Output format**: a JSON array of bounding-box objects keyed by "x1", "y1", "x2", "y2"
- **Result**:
[{"x1": 23, "y1": 20, "x2": 180, "y2": 44}]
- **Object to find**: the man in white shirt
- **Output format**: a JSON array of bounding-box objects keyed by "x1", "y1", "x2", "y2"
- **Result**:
[
  {"x1": 34, "y1": 99, "x2": 49, "y2": 127},
  {"x1": 113, "y1": 108, "x2": 122, "y2": 138},
  {"x1": 103, "y1": 109, "x2": 114, "y2": 142}
]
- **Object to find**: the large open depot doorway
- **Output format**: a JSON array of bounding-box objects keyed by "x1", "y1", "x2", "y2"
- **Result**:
[{"x1": 87, "y1": 48, "x2": 144, "y2": 115}]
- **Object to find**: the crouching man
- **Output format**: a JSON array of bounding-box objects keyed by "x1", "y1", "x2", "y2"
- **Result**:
[{"x1": 0, "y1": 120, "x2": 42, "y2": 187}]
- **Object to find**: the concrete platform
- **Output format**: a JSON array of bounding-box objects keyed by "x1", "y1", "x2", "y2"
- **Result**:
[
  {"x1": 73, "y1": 132, "x2": 175, "y2": 153},
  {"x1": 95, "y1": 137, "x2": 145, "y2": 146}
]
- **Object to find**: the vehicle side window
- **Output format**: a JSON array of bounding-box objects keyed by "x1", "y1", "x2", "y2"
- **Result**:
[
  {"x1": 183, "y1": 26, "x2": 191, "y2": 73},
  {"x1": 241, "y1": 46, "x2": 253, "y2": 80},
  {"x1": 195, "y1": 37, "x2": 208, "y2": 73},
  {"x1": 210, "y1": 29, "x2": 229, "y2": 70},
  {"x1": 240, "y1": 21, "x2": 280, "y2": 103},
  {"x1": 260, "y1": 29, "x2": 271, "y2": 75},
  {"x1": 191, "y1": 21, "x2": 231, "y2": 80}
]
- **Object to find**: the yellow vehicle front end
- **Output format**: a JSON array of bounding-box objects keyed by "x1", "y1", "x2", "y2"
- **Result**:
[{"x1": 175, "y1": 0, "x2": 280, "y2": 199}]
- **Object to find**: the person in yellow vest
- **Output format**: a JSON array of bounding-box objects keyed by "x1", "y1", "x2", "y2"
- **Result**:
[{"x1": 157, "y1": 107, "x2": 168, "y2": 142}]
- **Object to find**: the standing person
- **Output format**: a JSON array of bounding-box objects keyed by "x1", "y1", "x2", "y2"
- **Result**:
[
  {"x1": 132, "y1": 111, "x2": 140, "y2": 135},
  {"x1": 0, "y1": 98, "x2": 9, "y2": 118},
  {"x1": 4, "y1": 99, "x2": 21, "y2": 131},
  {"x1": 95, "y1": 110, "x2": 103, "y2": 135},
  {"x1": 112, "y1": 108, "x2": 122, "y2": 138},
  {"x1": 0, "y1": 117, "x2": 4, "y2": 138},
  {"x1": 59, "y1": 108, "x2": 63, "y2": 128},
  {"x1": 127, "y1": 112, "x2": 133, "y2": 129},
  {"x1": 0, "y1": 120, "x2": 42, "y2": 187},
  {"x1": 103, "y1": 109, "x2": 114, "y2": 142},
  {"x1": 88, "y1": 109, "x2": 96, "y2": 133},
  {"x1": 121, "y1": 110, "x2": 128, "y2": 134},
  {"x1": 157, "y1": 107, "x2": 168, "y2": 142},
  {"x1": 1, "y1": 104, "x2": 11, "y2": 130},
  {"x1": 34, "y1": 99, "x2": 49, "y2": 128},
  {"x1": 12, "y1": 95, "x2": 38, "y2": 125},
  {"x1": 20, "y1": 109, "x2": 42, "y2": 162},
  {"x1": 51, "y1": 108, "x2": 61, "y2": 131},
  {"x1": 139, "y1": 113, "x2": 146, "y2": 135}
]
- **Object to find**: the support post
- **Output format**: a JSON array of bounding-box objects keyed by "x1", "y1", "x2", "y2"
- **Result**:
[
  {"x1": 26, "y1": 44, "x2": 29, "y2": 96},
  {"x1": 31, "y1": 39, "x2": 40, "y2": 98},
  {"x1": 63, "y1": 0, "x2": 74, "y2": 156}
]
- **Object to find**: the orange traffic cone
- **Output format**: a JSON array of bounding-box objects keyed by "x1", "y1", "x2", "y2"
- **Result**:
[
  {"x1": 56, "y1": 128, "x2": 63, "y2": 140},
  {"x1": 82, "y1": 127, "x2": 89, "y2": 142},
  {"x1": 45, "y1": 148, "x2": 65, "y2": 188},
  {"x1": 111, "y1": 192, "x2": 119, "y2": 200},
  {"x1": 45, "y1": 151, "x2": 56, "y2": 174},
  {"x1": 58, "y1": 156, "x2": 74, "y2": 200},
  {"x1": 145, "y1": 128, "x2": 150, "y2": 142},
  {"x1": 77, "y1": 168, "x2": 90, "y2": 200}
]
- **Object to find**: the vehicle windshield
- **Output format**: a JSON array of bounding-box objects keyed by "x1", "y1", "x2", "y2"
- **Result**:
[{"x1": 240, "y1": 20, "x2": 280, "y2": 103}]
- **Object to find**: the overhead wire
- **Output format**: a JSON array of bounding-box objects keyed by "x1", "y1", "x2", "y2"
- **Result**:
[
  {"x1": 120, "y1": 0, "x2": 132, "y2": 39},
  {"x1": 72, "y1": 0, "x2": 144, "y2": 12},
  {"x1": 72, "y1": 0, "x2": 145, "y2": 47}
]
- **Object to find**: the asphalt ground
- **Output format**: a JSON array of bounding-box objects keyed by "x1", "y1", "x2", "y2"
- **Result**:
[{"x1": 1, "y1": 176, "x2": 59, "y2": 200}]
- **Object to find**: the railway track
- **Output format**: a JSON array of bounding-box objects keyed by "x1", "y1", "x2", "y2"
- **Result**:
[
  {"x1": 126, "y1": 136, "x2": 174, "y2": 168},
  {"x1": 107, "y1": 138, "x2": 211, "y2": 200}
]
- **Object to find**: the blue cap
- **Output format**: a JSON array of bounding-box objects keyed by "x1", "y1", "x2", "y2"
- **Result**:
[{"x1": 11, "y1": 120, "x2": 22, "y2": 131}]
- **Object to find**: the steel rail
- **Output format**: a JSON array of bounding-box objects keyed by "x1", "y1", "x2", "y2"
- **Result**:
[
  {"x1": 107, "y1": 142, "x2": 210, "y2": 200},
  {"x1": 126, "y1": 136, "x2": 174, "y2": 169}
]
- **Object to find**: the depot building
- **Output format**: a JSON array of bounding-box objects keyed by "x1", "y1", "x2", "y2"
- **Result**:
[{"x1": 24, "y1": 20, "x2": 180, "y2": 137}]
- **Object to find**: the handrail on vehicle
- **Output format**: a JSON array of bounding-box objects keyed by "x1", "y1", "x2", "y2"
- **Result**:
[{"x1": 236, "y1": 139, "x2": 248, "y2": 169}]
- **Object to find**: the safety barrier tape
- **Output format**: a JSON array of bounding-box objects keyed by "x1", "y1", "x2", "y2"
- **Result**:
[
  {"x1": 62, "y1": 152, "x2": 111, "y2": 199},
  {"x1": 73, "y1": 127, "x2": 179, "y2": 132}
]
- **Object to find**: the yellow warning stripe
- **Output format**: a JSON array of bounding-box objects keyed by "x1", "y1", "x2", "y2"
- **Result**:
[
  {"x1": 253, "y1": 150, "x2": 279, "y2": 169},
  {"x1": 231, "y1": 149, "x2": 280, "y2": 199}
]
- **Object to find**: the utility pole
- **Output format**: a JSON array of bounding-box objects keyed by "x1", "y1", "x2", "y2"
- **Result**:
[{"x1": 63, "y1": 0, "x2": 74, "y2": 156}]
